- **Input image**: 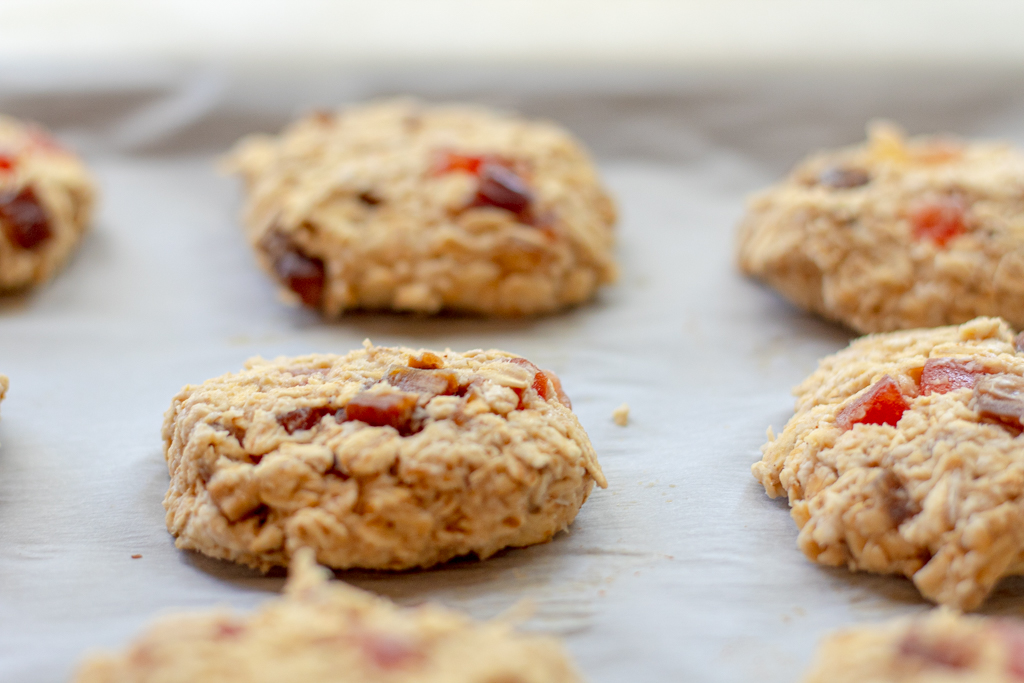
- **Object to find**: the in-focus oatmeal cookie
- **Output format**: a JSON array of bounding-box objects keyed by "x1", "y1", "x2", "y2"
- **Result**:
[
  {"x1": 0, "y1": 116, "x2": 95, "y2": 291},
  {"x1": 754, "y1": 317, "x2": 1024, "y2": 610},
  {"x1": 737, "y1": 123, "x2": 1024, "y2": 333},
  {"x1": 75, "y1": 548, "x2": 583, "y2": 683},
  {"x1": 803, "y1": 609, "x2": 1024, "y2": 683},
  {"x1": 162, "y1": 342, "x2": 605, "y2": 571},
  {"x1": 223, "y1": 99, "x2": 617, "y2": 316}
]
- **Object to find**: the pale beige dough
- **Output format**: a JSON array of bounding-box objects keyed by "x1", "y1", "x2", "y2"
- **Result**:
[
  {"x1": 75, "y1": 548, "x2": 583, "y2": 683},
  {"x1": 0, "y1": 115, "x2": 95, "y2": 291},
  {"x1": 803, "y1": 609, "x2": 1024, "y2": 683},
  {"x1": 737, "y1": 123, "x2": 1024, "y2": 333},
  {"x1": 162, "y1": 342, "x2": 606, "y2": 571},
  {"x1": 224, "y1": 99, "x2": 617, "y2": 317},
  {"x1": 754, "y1": 317, "x2": 1024, "y2": 610}
]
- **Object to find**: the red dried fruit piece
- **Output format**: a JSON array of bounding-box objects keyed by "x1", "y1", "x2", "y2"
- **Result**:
[
  {"x1": 0, "y1": 186, "x2": 52, "y2": 250},
  {"x1": 432, "y1": 151, "x2": 535, "y2": 223},
  {"x1": 407, "y1": 351, "x2": 444, "y2": 369},
  {"x1": 358, "y1": 633, "x2": 424, "y2": 670},
  {"x1": 898, "y1": 629, "x2": 977, "y2": 669},
  {"x1": 344, "y1": 391, "x2": 419, "y2": 433},
  {"x1": 835, "y1": 375, "x2": 909, "y2": 431},
  {"x1": 278, "y1": 406, "x2": 334, "y2": 434},
  {"x1": 506, "y1": 357, "x2": 572, "y2": 408},
  {"x1": 432, "y1": 151, "x2": 485, "y2": 175},
  {"x1": 817, "y1": 166, "x2": 870, "y2": 189},
  {"x1": 472, "y1": 162, "x2": 533, "y2": 220},
  {"x1": 910, "y1": 196, "x2": 967, "y2": 247},
  {"x1": 0, "y1": 154, "x2": 15, "y2": 172},
  {"x1": 920, "y1": 358, "x2": 981, "y2": 395},
  {"x1": 260, "y1": 230, "x2": 325, "y2": 308},
  {"x1": 385, "y1": 366, "x2": 459, "y2": 397},
  {"x1": 994, "y1": 620, "x2": 1024, "y2": 680},
  {"x1": 972, "y1": 374, "x2": 1024, "y2": 428}
]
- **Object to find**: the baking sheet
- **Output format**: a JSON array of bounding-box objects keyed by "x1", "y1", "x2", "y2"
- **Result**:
[{"x1": 3, "y1": 65, "x2": 1024, "y2": 682}]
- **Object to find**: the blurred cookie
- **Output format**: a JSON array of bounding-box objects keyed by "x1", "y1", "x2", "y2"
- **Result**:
[
  {"x1": 754, "y1": 317, "x2": 1024, "y2": 610},
  {"x1": 803, "y1": 609, "x2": 1024, "y2": 683},
  {"x1": 224, "y1": 99, "x2": 617, "y2": 316},
  {"x1": 75, "y1": 548, "x2": 583, "y2": 683},
  {"x1": 162, "y1": 342, "x2": 605, "y2": 571},
  {"x1": 738, "y1": 123, "x2": 1024, "y2": 333},
  {"x1": 0, "y1": 116, "x2": 95, "y2": 292}
]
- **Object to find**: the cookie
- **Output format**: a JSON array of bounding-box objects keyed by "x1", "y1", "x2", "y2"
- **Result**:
[
  {"x1": 737, "y1": 123, "x2": 1024, "y2": 333},
  {"x1": 803, "y1": 610, "x2": 1024, "y2": 683},
  {"x1": 0, "y1": 116, "x2": 95, "y2": 292},
  {"x1": 223, "y1": 99, "x2": 617, "y2": 316},
  {"x1": 74, "y1": 548, "x2": 582, "y2": 683},
  {"x1": 162, "y1": 342, "x2": 605, "y2": 571},
  {"x1": 754, "y1": 317, "x2": 1024, "y2": 610}
]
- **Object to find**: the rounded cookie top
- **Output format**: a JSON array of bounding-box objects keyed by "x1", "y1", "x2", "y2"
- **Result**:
[
  {"x1": 162, "y1": 342, "x2": 606, "y2": 571},
  {"x1": 754, "y1": 317, "x2": 1024, "y2": 610},
  {"x1": 224, "y1": 99, "x2": 617, "y2": 316},
  {"x1": 803, "y1": 609, "x2": 1024, "y2": 683},
  {"x1": 74, "y1": 549, "x2": 583, "y2": 683},
  {"x1": 0, "y1": 115, "x2": 95, "y2": 291},
  {"x1": 737, "y1": 123, "x2": 1024, "y2": 333}
]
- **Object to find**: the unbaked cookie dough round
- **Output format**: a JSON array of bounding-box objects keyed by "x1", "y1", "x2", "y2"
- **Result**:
[
  {"x1": 0, "y1": 116, "x2": 95, "y2": 292},
  {"x1": 803, "y1": 609, "x2": 1024, "y2": 683},
  {"x1": 737, "y1": 123, "x2": 1024, "y2": 333},
  {"x1": 755, "y1": 317, "x2": 1024, "y2": 610},
  {"x1": 75, "y1": 549, "x2": 583, "y2": 683},
  {"x1": 224, "y1": 99, "x2": 617, "y2": 316},
  {"x1": 162, "y1": 342, "x2": 606, "y2": 571}
]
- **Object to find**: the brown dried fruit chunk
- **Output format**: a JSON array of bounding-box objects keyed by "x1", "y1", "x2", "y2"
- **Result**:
[
  {"x1": 879, "y1": 470, "x2": 917, "y2": 527},
  {"x1": 972, "y1": 374, "x2": 1024, "y2": 428},
  {"x1": 385, "y1": 366, "x2": 459, "y2": 396},
  {"x1": 278, "y1": 406, "x2": 335, "y2": 434},
  {"x1": 818, "y1": 166, "x2": 870, "y2": 189},
  {"x1": 0, "y1": 186, "x2": 52, "y2": 249},
  {"x1": 407, "y1": 351, "x2": 444, "y2": 369},
  {"x1": 345, "y1": 391, "x2": 419, "y2": 433},
  {"x1": 474, "y1": 162, "x2": 533, "y2": 221},
  {"x1": 260, "y1": 230, "x2": 325, "y2": 307}
]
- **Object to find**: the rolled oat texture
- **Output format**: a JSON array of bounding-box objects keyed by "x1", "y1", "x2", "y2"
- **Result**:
[
  {"x1": 803, "y1": 609, "x2": 1024, "y2": 683},
  {"x1": 162, "y1": 342, "x2": 605, "y2": 571},
  {"x1": 754, "y1": 316, "x2": 1024, "y2": 610},
  {"x1": 737, "y1": 123, "x2": 1024, "y2": 333},
  {"x1": 75, "y1": 548, "x2": 583, "y2": 683},
  {"x1": 0, "y1": 115, "x2": 95, "y2": 291},
  {"x1": 224, "y1": 99, "x2": 617, "y2": 317}
]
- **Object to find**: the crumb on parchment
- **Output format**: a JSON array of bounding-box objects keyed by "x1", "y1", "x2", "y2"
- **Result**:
[{"x1": 612, "y1": 403, "x2": 629, "y2": 426}]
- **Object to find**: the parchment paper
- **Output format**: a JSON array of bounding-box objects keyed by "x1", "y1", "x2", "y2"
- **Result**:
[{"x1": 3, "y1": 64, "x2": 1024, "y2": 682}]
